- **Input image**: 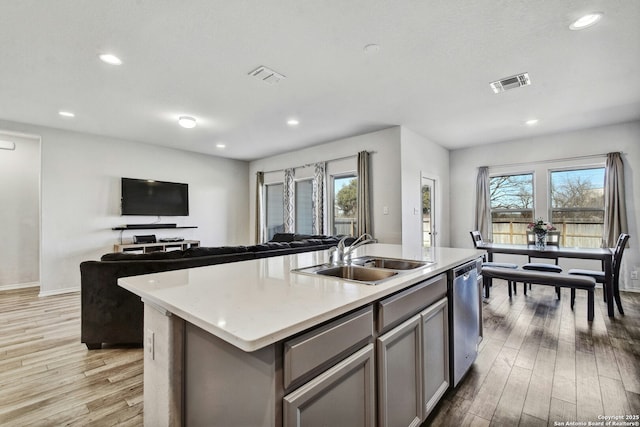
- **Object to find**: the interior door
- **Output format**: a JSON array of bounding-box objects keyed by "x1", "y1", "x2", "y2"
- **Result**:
[{"x1": 421, "y1": 177, "x2": 436, "y2": 247}]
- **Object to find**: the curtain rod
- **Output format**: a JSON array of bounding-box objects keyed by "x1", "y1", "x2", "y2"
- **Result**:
[
  {"x1": 484, "y1": 151, "x2": 623, "y2": 169},
  {"x1": 258, "y1": 151, "x2": 375, "y2": 175}
]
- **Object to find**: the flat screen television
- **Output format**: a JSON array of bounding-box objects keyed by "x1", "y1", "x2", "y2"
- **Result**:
[{"x1": 121, "y1": 178, "x2": 189, "y2": 216}]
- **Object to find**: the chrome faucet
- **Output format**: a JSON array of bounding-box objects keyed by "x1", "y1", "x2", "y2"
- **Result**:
[{"x1": 330, "y1": 233, "x2": 376, "y2": 266}]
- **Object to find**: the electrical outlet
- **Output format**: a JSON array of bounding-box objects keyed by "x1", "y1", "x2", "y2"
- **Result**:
[
  {"x1": 147, "y1": 329, "x2": 155, "y2": 360},
  {"x1": 631, "y1": 271, "x2": 638, "y2": 280}
]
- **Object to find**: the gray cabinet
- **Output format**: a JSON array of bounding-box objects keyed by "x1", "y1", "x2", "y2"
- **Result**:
[
  {"x1": 377, "y1": 272, "x2": 449, "y2": 423},
  {"x1": 283, "y1": 343, "x2": 376, "y2": 427},
  {"x1": 377, "y1": 314, "x2": 423, "y2": 427},
  {"x1": 377, "y1": 297, "x2": 449, "y2": 427},
  {"x1": 421, "y1": 297, "x2": 449, "y2": 418}
]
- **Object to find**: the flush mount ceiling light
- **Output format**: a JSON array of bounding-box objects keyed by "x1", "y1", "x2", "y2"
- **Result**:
[
  {"x1": 58, "y1": 111, "x2": 75, "y2": 118},
  {"x1": 287, "y1": 119, "x2": 299, "y2": 126},
  {"x1": 178, "y1": 116, "x2": 197, "y2": 129},
  {"x1": 0, "y1": 140, "x2": 16, "y2": 150},
  {"x1": 99, "y1": 53, "x2": 123, "y2": 65},
  {"x1": 216, "y1": 143, "x2": 226, "y2": 149},
  {"x1": 525, "y1": 119, "x2": 539, "y2": 126},
  {"x1": 570, "y1": 13, "x2": 603, "y2": 30}
]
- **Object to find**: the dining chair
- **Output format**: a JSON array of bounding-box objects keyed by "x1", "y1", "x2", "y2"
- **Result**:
[
  {"x1": 568, "y1": 233, "x2": 630, "y2": 315},
  {"x1": 470, "y1": 231, "x2": 518, "y2": 296},
  {"x1": 523, "y1": 231, "x2": 562, "y2": 297}
]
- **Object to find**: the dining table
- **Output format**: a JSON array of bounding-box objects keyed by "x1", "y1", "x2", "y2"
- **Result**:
[{"x1": 475, "y1": 242, "x2": 616, "y2": 317}]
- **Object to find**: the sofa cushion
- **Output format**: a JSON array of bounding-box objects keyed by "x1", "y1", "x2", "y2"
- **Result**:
[
  {"x1": 183, "y1": 246, "x2": 249, "y2": 257},
  {"x1": 293, "y1": 234, "x2": 330, "y2": 241},
  {"x1": 101, "y1": 250, "x2": 184, "y2": 261},
  {"x1": 249, "y1": 242, "x2": 291, "y2": 252},
  {"x1": 270, "y1": 233, "x2": 296, "y2": 242}
]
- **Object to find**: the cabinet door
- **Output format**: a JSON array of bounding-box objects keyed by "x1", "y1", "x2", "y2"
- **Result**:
[
  {"x1": 421, "y1": 297, "x2": 449, "y2": 419},
  {"x1": 283, "y1": 344, "x2": 375, "y2": 427},
  {"x1": 377, "y1": 314, "x2": 422, "y2": 427}
]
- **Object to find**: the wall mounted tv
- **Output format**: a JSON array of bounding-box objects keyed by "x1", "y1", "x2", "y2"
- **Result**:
[{"x1": 121, "y1": 178, "x2": 189, "y2": 216}]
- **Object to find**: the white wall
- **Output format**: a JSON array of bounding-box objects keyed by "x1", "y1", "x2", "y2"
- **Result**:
[
  {"x1": 0, "y1": 119, "x2": 250, "y2": 295},
  {"x1": 400, "y1": 128, "x2": 451, "y2": 249},
  {"x1": 450, "y1": 120, "x2": 640, "y2": 291},
  {"x1": 249, "y1": 127, "x2": 403, "y2": 244},
  {"x1": 0, "y1": 132, "x2": 40, "y2": 288}
]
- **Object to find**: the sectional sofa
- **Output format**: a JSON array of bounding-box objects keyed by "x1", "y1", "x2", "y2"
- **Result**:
[{"x1": 80, "y1": 234, "x2": 350, "y2": 349}]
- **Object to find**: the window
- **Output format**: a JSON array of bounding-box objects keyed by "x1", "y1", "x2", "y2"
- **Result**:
[
  {"x1": 295, "y1": 179, "x2": 313, "y2": 235},
  {"x1": 331, "y1": 175, "x2": 358, "y2": 236},
  {"x1": 265, "y1": 183, "x2": 284, "y2": 241},
  {"x1": 550, "y1": 167, "x2": 605, "y2": 248},
  {"x1": 490, "y1": 173, "x2": 534, "y2": 243}
]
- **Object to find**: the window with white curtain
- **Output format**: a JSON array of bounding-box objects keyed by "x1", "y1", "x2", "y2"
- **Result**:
[{"x1": 295, "y1": 179, "x2": 313, "y2": 235}]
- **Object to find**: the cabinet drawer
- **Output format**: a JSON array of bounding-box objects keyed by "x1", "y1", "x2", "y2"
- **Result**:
[
  {"x1": 284, "y1": 306, "x2": 373, "y2": 388},
  {"x1": 378, "y1": 274, "x2": 446, "y2": 333}
]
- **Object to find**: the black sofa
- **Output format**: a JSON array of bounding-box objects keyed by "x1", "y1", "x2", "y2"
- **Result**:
[{"x1": 80, "y1": 234, "x2": 349, "y2": 349}]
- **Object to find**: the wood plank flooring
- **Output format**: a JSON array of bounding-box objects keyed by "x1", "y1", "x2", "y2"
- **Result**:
[
  {"x1": 0, "y1": 288, "x2": 143, "y2": 426},
  {"x1": 0, "y1": 282, "x2": 638, "y2": 426},
  {"x1": 428, "y1": 281, "x2": 640, "y2": 426}
]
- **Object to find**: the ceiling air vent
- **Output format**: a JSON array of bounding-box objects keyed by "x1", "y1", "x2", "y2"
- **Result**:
[
  {"x1": 248, "y1": 65, "x2": 286, "y2": 85},
  {"x1": 490, "y1": 72, "x2": 531, "y2": 94}
]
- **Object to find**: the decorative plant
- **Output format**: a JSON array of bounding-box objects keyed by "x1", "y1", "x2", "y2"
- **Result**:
[{"x1": 527, "y1": 218, "x2": 556, "y2": 235}]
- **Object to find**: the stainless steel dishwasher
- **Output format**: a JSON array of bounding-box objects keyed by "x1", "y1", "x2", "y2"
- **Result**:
[{"x1": 451, "y1": 260, "x2": 480, "y2": 386}]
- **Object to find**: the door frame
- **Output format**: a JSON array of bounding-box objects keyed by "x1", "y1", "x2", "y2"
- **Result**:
[{"x1": 421, "y1": 174, "x2": 437, "y2": 248}]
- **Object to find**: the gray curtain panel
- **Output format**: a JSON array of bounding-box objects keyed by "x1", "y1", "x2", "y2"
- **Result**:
[
  {"x1": 313, "y1": 162, "x2": 325, "y2": 235},
  {"x1": 475, "y1": 166, "x2": 491, "y2": 241},
  {"x1": 357, "y1": 151, "x2": 371, "y2": 236},
  {"x1": 255, "y1": 171, "x2": 264, "y2": 243},
  {"x1": 284, "y1": 168, "x2": 295, "y2": 233},
  {"x1": 603, "y1": 152, "x2": 628, "y2": 248}
]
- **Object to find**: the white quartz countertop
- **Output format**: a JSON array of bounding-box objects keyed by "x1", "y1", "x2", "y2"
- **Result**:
[{"x1": 118, "y1": 244, "x2": 482, "y2": 352}]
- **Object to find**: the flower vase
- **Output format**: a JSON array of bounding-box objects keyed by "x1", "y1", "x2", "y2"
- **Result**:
[{"x1": 535, "y1": 232, "x2": 547, "y2": 249}]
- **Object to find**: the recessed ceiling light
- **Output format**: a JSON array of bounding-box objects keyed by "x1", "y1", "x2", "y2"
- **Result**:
[
  {"x1": 363, "y1": 44, "x2": 380, "y2": 54},
  {"x1": 525, "y1": 119, "x2": 539, "y2": 126},
  {"x1": 569, "y1": 13, "x2": 603, "y2": 30},
  {"x1": 99, "y1": 53, "x2": 123, "y2": 65},
  {"x1": 287, "y1": 119, "x2": 299, "y2": 126},
  {"x1": 178, "y1": 116, "x2": 197, "y2": 129},
  {"x1": 58, "y1": 111, "x2": 75, "y2": 118},
  {"x1": 216, "y1": 143, "x2": 226, "y2": 149}
]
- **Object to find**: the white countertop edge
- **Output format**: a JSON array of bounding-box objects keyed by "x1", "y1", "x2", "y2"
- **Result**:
[{"x1": 119, "y1": 245, "x2": 483, "y2": 352}]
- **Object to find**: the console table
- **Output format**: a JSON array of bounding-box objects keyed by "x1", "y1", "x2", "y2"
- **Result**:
[{"x1": 114, "y1": 240, "x2": 200, "y2": 253}]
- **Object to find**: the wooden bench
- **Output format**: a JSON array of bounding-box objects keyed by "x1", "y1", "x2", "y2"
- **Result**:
[{"x1": 481, "y1": 267, "x2": 597, "y2": 321}]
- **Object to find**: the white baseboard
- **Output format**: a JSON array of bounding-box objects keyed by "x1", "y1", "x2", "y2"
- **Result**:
[
  {"x1": 0, "y1": 281, "x2": 39, "y2": 292},
  {"x1": 39, "y1": 286, "x2": 80, "y2": 297}
]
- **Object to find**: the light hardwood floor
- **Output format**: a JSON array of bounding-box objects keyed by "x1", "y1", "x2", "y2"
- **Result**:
[
  {"x1": 0, "y1": 288, "x2": 142, "y2": 426},
  {"x1": 1, "y1": 283, "x2": 638, "y2": 426},
  {"x1": 428, "y1": 281, "x2": 640, "y2": 426}
]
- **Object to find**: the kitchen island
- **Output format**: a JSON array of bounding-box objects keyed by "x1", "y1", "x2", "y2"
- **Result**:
[{"x1": 119, "y1": 244, "x2": 482, "y2": 427}]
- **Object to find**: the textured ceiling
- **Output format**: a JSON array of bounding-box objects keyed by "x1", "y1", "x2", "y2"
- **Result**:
[{"x1": 0, "y1": 0, "x2": 639, "y2": 160}]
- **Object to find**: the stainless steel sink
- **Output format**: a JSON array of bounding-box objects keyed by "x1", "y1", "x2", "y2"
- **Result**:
[
  {"x1": 292, "y1": 263, "x2": 399, "y2": 285},
  {"x1": 350, "y1": 256, "x2": 430, "y2": 270},
  {"x1": 291, "y1": 256, "x2": 432, "y2": 285},
  {"x1": 315, "y1": 265, "x2": 398, "y2": 282}
]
